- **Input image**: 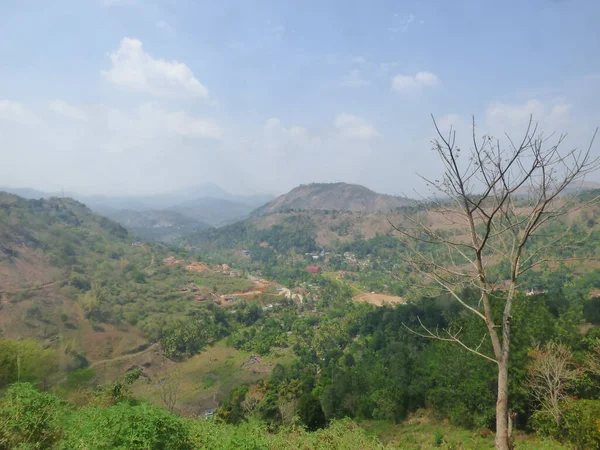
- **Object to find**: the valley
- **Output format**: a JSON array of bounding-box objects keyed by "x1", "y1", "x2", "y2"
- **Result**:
[{"x1": 2, "y1": 180, "x2": 600, "y2": 449}]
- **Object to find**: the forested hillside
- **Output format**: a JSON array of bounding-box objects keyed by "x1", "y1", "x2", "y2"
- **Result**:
[
  {"x1": 0, "y1": 193, "x2": 278, "y2": 377},
  {"x1": 3, "y1": 187, "x2": 600, "y2": 449}
]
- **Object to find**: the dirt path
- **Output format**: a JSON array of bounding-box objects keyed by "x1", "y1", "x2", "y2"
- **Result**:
[
  {"x1": 0, "y1": 279, "x2": 66, "y2": 294},
  {"x1": 55, "y1": 343, "x2": 160, "y2": 385},
  {"x1": 86, "y1": 343, "x2": 160, "y2": 369}
]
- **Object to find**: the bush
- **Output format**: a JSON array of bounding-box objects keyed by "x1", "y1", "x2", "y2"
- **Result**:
[
  {"x1": 560, "y1": 400, "x2": 600, "y2": 450},
  {"x1": 298, "y1": 393, "x2": 327, "y2": 431},
  {"x1": 0, "y1": 383, "x2": 67, "y2": 449},
  {"x1": 61, "y1": 402, "x2": 192, "y2": 450},
  {"x1": 533, "y1": 400, "x2": 600, "y2": 449},
  {"x1": 531, "y1": 410, "x2": 561, "y2": 440},
  {"x1": 66, "y1": 368, "x2": 96, "y2": 389}
]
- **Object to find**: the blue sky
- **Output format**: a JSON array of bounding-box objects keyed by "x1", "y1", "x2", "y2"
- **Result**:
[{"x1": 1, "y1": 0, "x2": 599, "y2": 196}]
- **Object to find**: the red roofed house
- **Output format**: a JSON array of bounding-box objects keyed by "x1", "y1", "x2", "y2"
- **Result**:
[{"x1": 306, "y1": 266, "x2": 322, "y2": 274}]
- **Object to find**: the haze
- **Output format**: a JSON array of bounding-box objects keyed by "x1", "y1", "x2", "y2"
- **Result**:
[{"x1": 1, "y1": 0, "x2": 600, "y2": 197}]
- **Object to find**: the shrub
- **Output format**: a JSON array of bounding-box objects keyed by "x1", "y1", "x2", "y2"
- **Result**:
[
  {"x1": 560, "y1": 400, "x2": 600, "y2": 450},
  {"x1": 60, "y1": 402, "x2": 192, "y2": 450},
  {"x1": 0, "y1": 383, "x2": 67, "y2": 449},
  {"x1": 66, "y1": 368, "x2": 96, "y2": 389}
]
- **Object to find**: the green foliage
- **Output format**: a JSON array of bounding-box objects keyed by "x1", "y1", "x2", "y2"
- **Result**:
[
  {"x1": 534, "y1": 400, "x2": 600, "y2": 450},
  {"x1": 61, "y1": 402, "x2": 192, "y2": 450},
  {"x1": 66, "y1": 368, "x2": 96, "y2": 389},
  {"x1": 298, "y1": 393, "x2": 327, "y2": 431},
  {"x1": 160, "y1": 318, "x2": 213, "y2": 360},
  {"x1": 131, "y1": 270, "x2": 146, "y2": 284},
  {"x1": 218, "y1": 385, "x2": 249, "y2": 425},
  {"x1": 186, "y1": 213, "x2": 318, "y2": 256},
  {"x1": 559, "y1": 400, "x2": 600, "y2": 450},
  {"x1": 194, "y1": 272, "x2": 254, "y2": 294},
  {"x1": 0, "y1": 339, "x2": 57, "y2": 389},
  {"x1": 584, "y1": 297, "x2": 600, "y2": 324},
  {"x1": 0, "y1": 383, "x2": 67, "y2": 450},
  {"x1": 433, "y1": 430, "x2": 444, "y2": 446}
]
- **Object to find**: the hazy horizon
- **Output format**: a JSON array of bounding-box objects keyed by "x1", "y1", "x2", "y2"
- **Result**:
[{"x1": 2, "y1": 0, "x2": 600, "y2": 197}]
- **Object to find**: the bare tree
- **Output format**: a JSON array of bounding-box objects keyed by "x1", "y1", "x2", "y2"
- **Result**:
[
  {"x1": 526, "y1": 342, "x2": 581, "y2": 427},
  {"x1": 394, "y1": 115, "x2": 598, "y2": 450},
  {"x1": 157, "y1": 378, "x2": 179, "y2": 413},
  {"x1": 241, "y1": 394, "x2": 260, "y2": 416}
]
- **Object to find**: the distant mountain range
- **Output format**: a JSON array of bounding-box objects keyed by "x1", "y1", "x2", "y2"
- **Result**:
[
  {"x1": 9, "y1": 180, "x2": 597, "y2": 246},
  {"x1": 0, "y1": 184, "x2": 274, "y2": 241}
]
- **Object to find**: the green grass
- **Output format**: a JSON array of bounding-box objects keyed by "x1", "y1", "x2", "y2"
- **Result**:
[
  {"x1": 361, "y1": 413, "x2": 570, "y2": 450},
  {"x1": 131, "y1": 340, "x2": 293, "y2": 414},
  {"x1": 194, "y1": 272, "x2": 255, "y2": 294}
]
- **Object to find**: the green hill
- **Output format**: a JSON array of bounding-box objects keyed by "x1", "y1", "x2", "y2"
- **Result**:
[{"x1": 0, "y1": 192, "x2": 217, "y2": 371}]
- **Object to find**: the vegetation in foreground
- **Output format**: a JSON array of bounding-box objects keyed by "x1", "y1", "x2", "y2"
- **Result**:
[{"x1": 0, "y1": 382, "x2": 574, "y2": 450}]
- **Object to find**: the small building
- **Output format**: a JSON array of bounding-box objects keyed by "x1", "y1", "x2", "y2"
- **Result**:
[
  {"x1": 204, "y1": 408, "x2": 217, "y2": 419},
  {"x1": 306, "y1": 266, "x2": 322, "y2": 274}
]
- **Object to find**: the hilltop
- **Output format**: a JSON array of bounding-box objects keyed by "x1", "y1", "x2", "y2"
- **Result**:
[{"x1": 251, "y1": 182, "x2": 410, "y2": 216}]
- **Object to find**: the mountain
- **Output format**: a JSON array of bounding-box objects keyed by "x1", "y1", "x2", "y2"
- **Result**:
[
  {"x1": 99, "y1": 209, "x2": 210, "y2": 244},
  {"x1": 186, "y1": 183, "x2": 414, "y2": 252},
  {"x1": 0, "y1": 186, "x2": 60, "y2": 199},
  {"x1": 168, "y1": 197, "x2": 256, "y2": 227},
  {"x1": 81, "y1": 183, "x2": 273, "y2": 212},
  {"x1": 251, "y1": 182, "x2": 410, "y2": 216},
  {"x1": 0, "y1": 184, "x2": 275, "y2": 236}
]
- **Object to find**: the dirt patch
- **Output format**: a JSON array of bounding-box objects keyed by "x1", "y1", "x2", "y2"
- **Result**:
[
  {"x1": 185, "y1": 262, "x2": 211, "y2": 273},
  {"x1": 163, "y1": 256, "x2": 185, "y2": 266},
  {"x1": 353, "y1": 292, "x2": 406, "y2": 307}
]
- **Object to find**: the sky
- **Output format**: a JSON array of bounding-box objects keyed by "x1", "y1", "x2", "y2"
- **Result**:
[{"x1": 1, "y1": 0, "x2": 600, "y2": 197}]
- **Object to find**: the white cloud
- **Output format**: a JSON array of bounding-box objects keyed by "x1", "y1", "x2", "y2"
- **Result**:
[
  {"x1": 289, "y1": 126, "x2": 308, "y2": 138},
  {"x1": 152, "y1": 107, "x2": 220, "y2": 139},
  {"x1": 264, "y1": 117, "x2": 282, "y2": 131},
  {"x1": 340, "y1": 69, "x2": 371, "y2": 88},
  {"x1": 102, "y1": 38, "x2": 208, "y2": 98},
  {"x1": 352, "y1": 56, "x2": 367, "y2": 64},
  {"x1": 392, "y1": 71, "x2": 439, "y2": 92},
  {"x1": 485, "y1": 99, "x2": 572, "y2": 134},
  {"x1": 379, "y1": 61, "x2": 400, "y2": 75},
  {"x1": 435, "y1": 114, "x2": 464, "y2": 133},
  {"x1": 49, "y1": 100, "x2": 87, "y2": 121},
  {"x1": 334, "y1": 113, "x2": 380, "y2": 139},
  {"x1": 156, "y1": 20, "x2": 175, "y2": 33},
  {"x1": 264, "y1": 118, "x2": 312, "y2": 146},
  {"x1": 0, "y1": 100, "x2": 36, "y2": 124},
  {"x1": 128, "y1": 103, "x2": 221, "y2": 140}
]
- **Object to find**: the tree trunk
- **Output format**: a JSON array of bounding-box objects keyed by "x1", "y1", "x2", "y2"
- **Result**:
[{"x1": 495, "y1": 359, "x2": 510, "y2": 450}]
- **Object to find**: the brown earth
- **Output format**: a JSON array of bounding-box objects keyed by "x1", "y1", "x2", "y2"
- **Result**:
[
  {"x1": 353, "y1": 292, "x2": 407, "y2": 307},
  {"x1": 185, "y1": 262, "x2": 211, "y2": 273}
]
